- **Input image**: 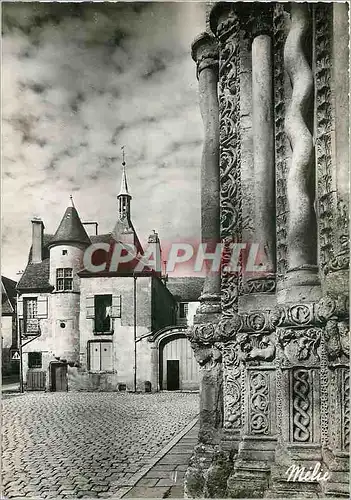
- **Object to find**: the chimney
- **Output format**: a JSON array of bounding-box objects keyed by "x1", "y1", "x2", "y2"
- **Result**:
[
  {"x1": 83, "y1": 221, "x2": 98, "y2": 236},
  {"x1": 31, "y1": 217, "x2": 44, "y2": 263},
  {"x1": 147, "y1": 230, "x2": 162, "y2": 275}
]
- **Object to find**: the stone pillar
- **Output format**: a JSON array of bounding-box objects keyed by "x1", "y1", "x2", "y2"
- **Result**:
[
  {"x1": 191, "y1": 32, "x2": 221, "y2": 315},
  {"x1": 279, "y1": 3, "x2": 320, "y2": 302},
  {"x1": 315, "y1": 2, "x2": 349, "y2": 296},
  {"x1": 251, "y1": 5, "x2": 275, "y2": 277},
  {"x1": 241, "y1": 5, "x2": 276, "y2": 308}
]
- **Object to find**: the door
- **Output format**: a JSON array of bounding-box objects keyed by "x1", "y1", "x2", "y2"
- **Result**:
[
  {"x1": 51, "y1": 363, "x2": 68, "y2": 392},
  {"x1": 167, "y1": 360, "x2": 179, "y2": 391}
]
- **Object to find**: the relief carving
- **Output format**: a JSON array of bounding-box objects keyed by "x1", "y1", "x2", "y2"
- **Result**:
[
  {"x1": 277, "y1": 328, "x2": 321, "y2": 365},
  {"x1": 223, "y1": 341, "x2": 242, "y2": 430},
  {"x1": 315, "y1": 4, "x2": 335, "y2": 270},
  {"x1": 342, "y1": 369, "x2": 350, "y2": 451},
  {"x1": 249, "y1": 371, "x2": 270, "y2": 435},
  {"x1": 273, "y1": 3, "x2": 288, "y2": 274},
  {"x1": 292, "y1": 368, "x2": 312, "y2": 442},
  {"x1": 217, "y1": 7, "x2": 242, "y2": 316}
]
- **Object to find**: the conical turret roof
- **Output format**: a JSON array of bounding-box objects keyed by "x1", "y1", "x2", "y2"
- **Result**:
[
  {"x1": 118, "y1": 164, "x2": 131, "y2": 198},
  {"x1": 49, "y1": 206, "x2": 91, "y2": 248}
]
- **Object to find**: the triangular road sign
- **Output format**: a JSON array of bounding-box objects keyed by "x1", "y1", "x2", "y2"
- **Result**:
[{"x1": 11, "y1": 351, "x2": 20, "y2": 360}]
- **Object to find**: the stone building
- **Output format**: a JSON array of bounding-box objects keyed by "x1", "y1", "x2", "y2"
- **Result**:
[
  {"x1": 1, "y1": 276, "x2": 18, "y2": 377},
  {"x1": 17, "y1": 166, "x2": 200, "y2": 392},
  {"x1": 185, "y1": 2, "x2": 349, "y2": 498}
]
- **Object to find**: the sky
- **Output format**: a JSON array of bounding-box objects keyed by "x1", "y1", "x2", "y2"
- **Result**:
[{"x1": 2, "y1": 1, "x2": 206, "y2": 280}]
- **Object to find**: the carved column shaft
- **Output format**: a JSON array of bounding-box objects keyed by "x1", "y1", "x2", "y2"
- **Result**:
[
  {"x1": 316, "y1": 2, "x2": 349, "y2": 291},
  {"x1": 192, "y1": 33, "x2": 221, "y2": 303},
  {"x1": 284, "y1": 4, "x2": 317, "y2": 275},
  {"x1": 251, "y1": 8, "x2": 276, "y2": 276},
  {"x1": 211, "y1": 3, "x2": 242, "y2": 317}
]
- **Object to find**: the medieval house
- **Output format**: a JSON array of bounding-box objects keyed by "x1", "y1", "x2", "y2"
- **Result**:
[{"x1": 17, "y1": 166, "x2": 200, "y2": 392}]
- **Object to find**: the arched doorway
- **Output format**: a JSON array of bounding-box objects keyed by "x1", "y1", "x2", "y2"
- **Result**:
[{"x1": 159, "y1": 334, "x2": 199, "y2": 391}]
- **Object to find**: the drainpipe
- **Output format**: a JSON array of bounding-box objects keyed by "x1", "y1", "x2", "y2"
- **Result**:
[
  {"x1": 133, "y1": 273, "x2": 137, "y2": 392},
  {"x1": 17, "y1": 296, "x2": 24, "y2": 393}
]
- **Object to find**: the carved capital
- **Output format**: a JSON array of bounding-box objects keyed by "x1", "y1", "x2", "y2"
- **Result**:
[
  {"x1": 277, "y1": 327, "x2": 322, "y2": 365},
  {"x1": 209, "y1": 2, "x2": 245, "y2": 41},
  {"x1": 245, "y1": 4, "x2": 273, "y2": 41},
  {"x1": 191, "y1": 32, "x2": 219, "y2": 79}
]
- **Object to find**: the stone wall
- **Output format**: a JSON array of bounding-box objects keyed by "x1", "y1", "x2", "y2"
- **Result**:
[
  {"x1": 76, "y1": 275, "x2": 154, "y2": 391},
  {"x1": 186, "y1": 2, "x2": 349, "y2": 498}
]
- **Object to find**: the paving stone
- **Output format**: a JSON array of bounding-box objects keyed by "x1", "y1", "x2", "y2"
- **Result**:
[
  {"x1": 2, "y1": 393, "x2": 198, "y2": 499},
  {"x1": 137, "y1": 477, "x2": 159, "y2": 487},
  {"x1": 124, "y1": 486, "x2": 171, "y2": 498},
  {"x1": 167, "y1": 485, "x2": 184, "y2": 497},
  {"x1": 155, "y1": 478, "x2": 177, "y2": 487}
]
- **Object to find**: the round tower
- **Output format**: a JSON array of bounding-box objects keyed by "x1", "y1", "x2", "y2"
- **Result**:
[{"x1": 48, "y1": 199, "x2": 91, "y2": 364}]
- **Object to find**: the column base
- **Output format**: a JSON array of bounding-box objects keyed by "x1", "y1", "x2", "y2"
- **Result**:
[{"x1": 277, "y1": 266, "x2": 322, "y2": 304}]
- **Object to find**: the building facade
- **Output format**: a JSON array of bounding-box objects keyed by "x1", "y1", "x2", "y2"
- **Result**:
[
  {"x1": 1, "y1": 276, "x2": 18, "y2": 377},
  {"x1": 185, "y1": 2, "x2": 349, "y2": 498},
  {"x1": 16, "y1": 167, "x2": 200, "y2": 392}
]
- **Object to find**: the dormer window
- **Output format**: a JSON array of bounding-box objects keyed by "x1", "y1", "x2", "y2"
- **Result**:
[{"x1": 56, "y1": 268, "x2": 73, "y2": 291}]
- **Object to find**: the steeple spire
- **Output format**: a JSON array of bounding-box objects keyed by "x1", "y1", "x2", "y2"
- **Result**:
[{"x1": 117, "y1": 146, "x2": 132, "y2": 220}]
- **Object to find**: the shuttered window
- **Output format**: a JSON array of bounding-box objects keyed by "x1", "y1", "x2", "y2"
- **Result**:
[
  {"x1": 86, "y1": 294, "x2": 121, "y2": 330},
  {"x1": 94, "y1": 295, "x2": 112, "y2": 332},
  {"x1": 89, "y1": 341, "x2": 113, "y2": 372},
  {"x1": 24, "y1": 298, "x2": 39, "y2": 334},
  {"x1": 179, "y1": 302, "x2": 189, "y2": 319}
]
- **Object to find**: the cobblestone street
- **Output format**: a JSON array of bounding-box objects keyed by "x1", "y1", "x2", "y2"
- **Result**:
[{"x1": 2, "y1": 392, "x2": 199, "y2": 498}]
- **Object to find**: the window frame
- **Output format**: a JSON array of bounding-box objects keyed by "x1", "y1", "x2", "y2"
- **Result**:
[
  {"x1": 56, "y1": 268, "x2": 73, "y2": 291},
  {"x1": 179, "y1": 302, "x2": 189, "y2": 319},
  {"x1": 28, "y1": 352, "x2": 42, "y2": 369},
  {"x1": 94, "y1": 294, "x2": 113, "y2": 334},
  {"x1": 23, "y1": 297, "x2": 39, "y2": 333}
]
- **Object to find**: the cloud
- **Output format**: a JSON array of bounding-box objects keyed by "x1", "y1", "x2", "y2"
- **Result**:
[{"x1": 2, "y1": 2, "x2": 206, "y2": 279}]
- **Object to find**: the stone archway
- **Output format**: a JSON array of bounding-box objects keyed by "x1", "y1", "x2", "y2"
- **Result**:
[{"x1": 148, "y1": 326, "x2": 199, "y2": 392}]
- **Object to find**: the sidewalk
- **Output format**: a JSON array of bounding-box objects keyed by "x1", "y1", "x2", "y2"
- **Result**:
[{"x1": 121, "y1": 418, "x2": 199, "y2": 498}]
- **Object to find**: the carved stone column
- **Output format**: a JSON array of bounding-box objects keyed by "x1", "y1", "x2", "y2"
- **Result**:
[
  {"x1": 250, "y1": 5, "x2": 276, "y2": 278},
  {"x1": 185, "y1": 30, "x2": 225, "y2": 500},
  {"x1": 279, "y1": 3, "x2": 321, "y2": 303},
  {"x1": 315, "y1": 2, "x2": 349, "y2": 297},
  {"x1": 191, "y1": 32, "x2": 221, "y2": 315},
  {"x1": 241, "y1": 5, "x2": 276, "y2": 309}
]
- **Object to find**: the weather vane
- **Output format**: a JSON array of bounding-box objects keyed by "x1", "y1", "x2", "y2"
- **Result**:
[{"x1": 121, "y1": 145, "x2": 126, "y2": 166}]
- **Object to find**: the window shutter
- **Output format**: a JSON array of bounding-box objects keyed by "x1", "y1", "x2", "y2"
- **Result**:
[
  {"x1": 37, "y1": 296, "x2": 48, "y2": 318},
  {"x1": 17, "y1": 296, "x2": 23, "y2": 317},
  {"x1": 101, "y1": 342, "x2": 113, "y2": 371},
  {"x1": 86, "y1": 296, "x2": 95, "y2": 319},
  {"x1": 89, "y1": 343, "x2": 100, "y2": 371},
  {"x1": 112, "y1": 295, "x2": 121, "y2": 318}
]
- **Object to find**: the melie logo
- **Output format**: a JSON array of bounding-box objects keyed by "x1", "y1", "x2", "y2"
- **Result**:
[{"x1": 83, "y1": 237, "x2": 273, "y2": 277}]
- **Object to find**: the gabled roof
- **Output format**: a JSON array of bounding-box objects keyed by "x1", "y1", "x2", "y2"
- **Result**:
[
  {"x1": 18, "y1": 234, "x2": 54, "y2": 292},
  {"x1": 16, "y1": 259, "x2": 52, "y2": 292},
  {"x1": 49, "y1": 206, "x2": 91, "y2": 248},
  {"x1": 111, "y1": 219, "x2": 143, "y2": 255},
  {"x1": 166, "y1": 277, "x2": 205, "y2": 302},
  {"x1": 1, "y1": 276, "x2": 17, "y2": 315}
]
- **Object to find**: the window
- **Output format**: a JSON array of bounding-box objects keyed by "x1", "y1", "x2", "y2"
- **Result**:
[
  {"x1": 94, "y1": 295, "x2": 112, "y2": 333},
  {"x1": 179, "y1": 302, "x2": 189, "y2": 319},
  {"x1": 89, "y1": 341, "x2": 112, "y2": 371},
  {"x1": 24, "y1": 298, "x2": 39, "y2": 333},
  {"x1": 28, "y1": 352, "x2": 42, "y2": 368},
  {"x1": 56, "y1": 268, "x2": 73, "y2": 291}
]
